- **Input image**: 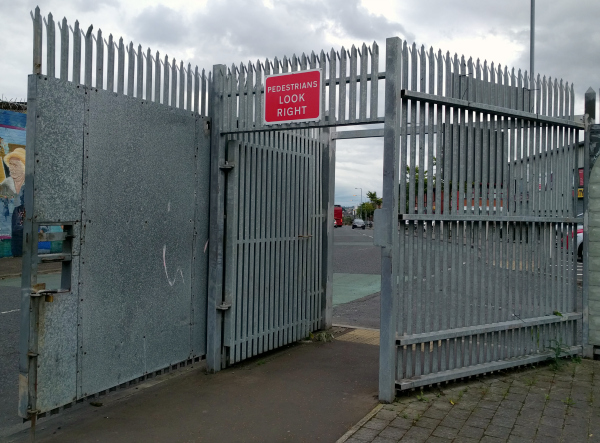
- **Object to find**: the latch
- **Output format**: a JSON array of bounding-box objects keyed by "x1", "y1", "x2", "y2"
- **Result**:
[
  {"x1": 216, "y1": 302, "x2": 232, "y2": 311},
  {"x1": 219, "y1": 161, "x2": 235, "y2": 171}
]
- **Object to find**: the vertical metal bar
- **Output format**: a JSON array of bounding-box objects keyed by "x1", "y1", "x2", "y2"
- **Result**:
[
  {"x1": 136, "y1": 44, "x2": 143, "y2": 98},
  {"x1": 116, "y1": 38, "x2": 124, "y2": 95},
  {"x1": 370, "y1": 42, "x2": 379, "y2": 120},
  {"x1": 246, "y1": 62, "x2": 254, "y2": 130},
  {"x1": 194, "y1": 66, "x2": 200, "y2": 114},
  {"x1": 187, "y1": 63, "x2": 192, "y2": 110},
  {"x1": 328, "y1": 49, "x2": 337, "y2": 123},
  {"x1": 145, "y1": 48, "x2": 152, "y2": 101},
  {"x1": 379, "y1": 36, "x2": 402, "y2": 403},
  {"x1": 46, "y1": 13, "x2": 55, "y2": 78},
  {"x1": 238, "y1": 63, "x2": 246, "y2": 130},
  {"x1": 321, "y1": 128, "x2": 334, "y2": 330},
  {"x1": 349, "y1": 45, "x2": 357, "y2": 122},
  {"x1": 255, "y1": 61, "x2": 263, "y2": 129},
  {"x1": 338, "y1": 49, "x2": 347, "y2": 123},
  {"x1": 72, "y1": 21, "x2": 81, "y2": 83},
  {"x1": 359, "y1": 43, "x2": 368, "y2": 121},
  {"x1": 234, "y1": 138, "x2": 246, "y2": 362},
  {"x1": 59, "y1": 17, "x2": 69, "y2": 81},
  {"x1": 95, "y1": 30, "x2": 103, "y2": 89},
  {"x1": 106, "y1": 35, "x2": 114, "y2": 92},
  {"x1": 154, "y1": 51, "x2": 161, "y2": 104},
  {"x1": 32, "y1": 7, "x2": 43, "y2": 75},
  {"x1": 84, "y1": 26, "x2": 93, "y2": 87},
  {"x1": 264, "y1": 135, "x2": 273, "y2": 350},
  {"x1": 206, "y1": 64, "x2": 227, "y2": 372},
  {"x1": 126, "y1": 42, "x2": 134, "y2": 96},
  {"x1": 202, "y1": 69, "x2": 208, "y2": 117},
  {"x1": 224, "y1": 141, "x2": 239, "y2": 356},
  {"x1": 179, "y1": 61, "x2": 185, "y2": 109},
  {"x1": 170, "y1": 58, "x2": 177, "y2": 107}
]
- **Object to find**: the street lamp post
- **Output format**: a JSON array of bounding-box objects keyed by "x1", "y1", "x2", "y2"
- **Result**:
[{"x1": 355, "y1": 187, "x2": 362, "y2": 220}]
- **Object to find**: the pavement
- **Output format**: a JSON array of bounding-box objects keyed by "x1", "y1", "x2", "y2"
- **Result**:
[{"x1": 2, "y1": 255, "x2": 600, "y2": 442}]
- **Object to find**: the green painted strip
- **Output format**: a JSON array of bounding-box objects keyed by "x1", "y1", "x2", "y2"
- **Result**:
[{"x1": 333, "y1": 273, "x2": 381, "y2": 306}]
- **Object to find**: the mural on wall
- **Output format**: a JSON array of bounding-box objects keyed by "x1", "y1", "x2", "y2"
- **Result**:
[{"x1": 0, "y1": 109, "x2": 27, "y2": 257}]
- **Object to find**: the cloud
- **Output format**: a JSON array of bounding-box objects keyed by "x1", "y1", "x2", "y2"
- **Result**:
[{"x1": 132, "y1": 4, "x2": 190, "y2": 46}]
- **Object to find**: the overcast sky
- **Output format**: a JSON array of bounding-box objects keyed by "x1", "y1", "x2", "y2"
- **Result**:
[{"x1": 1, "y1": 0, "x2": 599, "y2": 207}]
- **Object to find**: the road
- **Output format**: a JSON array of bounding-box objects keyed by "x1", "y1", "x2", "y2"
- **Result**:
[{"x1": 331, "y1": 225, "x2": 382, "y2": 329}]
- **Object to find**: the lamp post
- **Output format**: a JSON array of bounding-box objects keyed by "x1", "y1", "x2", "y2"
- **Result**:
[{"x1": 355, "y1": 187, "x2": 362, "y2": 220}]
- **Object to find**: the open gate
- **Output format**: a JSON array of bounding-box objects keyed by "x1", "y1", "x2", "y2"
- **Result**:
[
  {"x1": 18, "y1": 9, "x2": 592, "y2": 420},
  {"x1": 377, "y1": 37, "x2": 586, "y2": 401}
]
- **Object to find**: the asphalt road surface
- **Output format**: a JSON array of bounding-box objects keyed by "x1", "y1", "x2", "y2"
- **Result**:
[{"x1": 331, "y1": 225, "x2": 382, "y2": 329}]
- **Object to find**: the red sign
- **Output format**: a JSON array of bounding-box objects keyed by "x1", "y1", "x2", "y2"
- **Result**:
[{"x1": 264, "y1": 69, "x2": 321, "y2": 125}]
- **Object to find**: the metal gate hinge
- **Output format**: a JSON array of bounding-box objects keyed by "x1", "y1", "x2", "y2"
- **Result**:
[
  {"x1": 27, "y1": 352, "x2": 39, "y2": 358},
  {"x1": 216, "y1": 302, "x2": 232, "y2": 311},
  {"x1": 219, "y1": 161, "x2": 235, "y2": 171}
]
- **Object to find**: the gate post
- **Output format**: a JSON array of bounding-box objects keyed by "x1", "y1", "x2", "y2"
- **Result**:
[
  {"x1": 207, "y1": 64, "x2": 226, "y2": 372},
  {"x1": 321, "y1": 127, "x2": 334, "y2": 329},
  {"x1": 584, "y1": 88, "x2": 598, "y2": 358},
  {"x1": 378, "y1": 37, "x2": 402, "y2": 403}
]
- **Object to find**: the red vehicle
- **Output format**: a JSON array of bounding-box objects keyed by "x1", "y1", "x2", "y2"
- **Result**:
[{"x1": 334, "y1": 205, "x2": 343, "y2": 227}]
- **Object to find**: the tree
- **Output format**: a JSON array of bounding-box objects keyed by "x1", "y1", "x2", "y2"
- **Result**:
[{"x1": 366, "y1": 191, "x2": 382, "y2": 208}]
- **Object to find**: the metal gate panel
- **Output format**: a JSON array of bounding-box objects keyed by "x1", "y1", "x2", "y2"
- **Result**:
[
  {"x1": 78, "y1": 89, "x2": 202, "y2": 397},
  {"x1": 222, "y1": 130, "x2": 325, "y2": 365},
  {"x1": 378, "y1": 37, "x2": 585, "y2": 400},
  {"x1": 20, "y1": 9, "x2": 211, "y2": 418}
]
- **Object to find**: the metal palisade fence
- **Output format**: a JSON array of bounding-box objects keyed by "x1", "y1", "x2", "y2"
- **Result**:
[
  {"x1": 20, "y1": 8, "x2": 211, "y2": 419},
  {"x1": 31, "y1": 7, "x2": 209, "y2": 115},
  {"x1": 379, "y1": 37, "x2": 585, "y2": 400},
  {"x1": 216, "y1": 42, "x2": 383, "y2": 133}
]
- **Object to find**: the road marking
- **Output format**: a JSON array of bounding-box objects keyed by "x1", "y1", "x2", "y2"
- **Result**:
[{"x1": 1, "y1": 309, "x2": 20, "y2": 315}]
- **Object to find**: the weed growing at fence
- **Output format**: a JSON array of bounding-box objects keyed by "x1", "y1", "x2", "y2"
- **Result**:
[
  {"x1": 547, "y1": 338, "x2": 570, "y2": 371},
  {"x1": 416, "y1": 391, "x2": 428, "y2": 402},
  {"x1": 309, "y1": 331, "x2": 334, "y2": 342}
]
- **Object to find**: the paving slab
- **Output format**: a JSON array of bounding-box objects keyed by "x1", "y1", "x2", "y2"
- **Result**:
[{"x1": 338, "y1": 359, "x2": 600, "y2": 443}]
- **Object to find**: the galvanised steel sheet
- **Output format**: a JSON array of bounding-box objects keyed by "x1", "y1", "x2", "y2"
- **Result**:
[
  {"x1": 78, "y1": 89, "x2": 202, "y2": 397},
  {"x1": 30, "y1": 76, "x2": 84, "y2": 223}
]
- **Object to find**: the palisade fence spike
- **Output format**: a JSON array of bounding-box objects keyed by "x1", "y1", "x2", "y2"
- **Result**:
[
  {"x1": 60, "y1": 17, "x2": 69, "y2": 81},
  {"x1": 32, "y1": 7, "x2": 42, "y2": 74},
  {"x1": 136, "y1": 44, "x2": 143, "y2": 98},
  {"x1": 73, "y1": 21, "x2": 81, "y2": 83},
  {"x1": 178, "y1": 60, "x2": 184, "y2": 109},
  {"x1": 154, "y1": 51, "x2": 161, "y2": 103},
  {"x1": 106, "y1": 34, "x2": 114, "y2": 92},
  {"x1": 570, "y1": 83, "x2": 574, "y2": 119},
  {"x1": 194, "y1": 65, "x2": 199, "y2": 114},
  {"x1": 565, "y1": 81, "x2": 570, "y2": 119},
  {"x1": 201, "y1": 68, "x2": 207, "y2": 116},
  {"x1": 46, "y1": 13, "x2": 55, "y2": 78},
  {"x1": 127, "y1": 42, "x2": 134, "y2": 96},
  {"x1": 163, "y1": 55, "x2": 170, "y2": 105},
  {"x1": 84, "y1": 25, "x2": 93, "y2": 87},
  {"x1": 187, "y1": 62, "x2": 192, "y2": 111},
  {"x1": 117, "y1": 37, "x2": 124, "y2": 95},
  {"x1": 96, "y1": 29, "x2": 103, "y2": 89},
  {"x1": 560, "y1": 79, "x2": 564, "y2": 118},
  {"x1": 171, "y1": 58, "x2": 177, "y2": 107},
  {"x1": 146, "y1": 48, "x2": 153, "y2": 101}
]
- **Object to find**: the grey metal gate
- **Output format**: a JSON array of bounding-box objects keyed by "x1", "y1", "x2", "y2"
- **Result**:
[
  {"x1": 19, "y1": 9, "x2": 210, "y2": 418},
  {"x1": 205, "y1": 45, "x2": 387, "y2": 370},
  {"x1": 378, "y1": 37, "x2": 586, "y2": 401}
]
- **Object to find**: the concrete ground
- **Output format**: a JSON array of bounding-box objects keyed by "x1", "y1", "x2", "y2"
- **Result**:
[{"x1": 7, "y1": 328, "x2": 381, "y2": 443}]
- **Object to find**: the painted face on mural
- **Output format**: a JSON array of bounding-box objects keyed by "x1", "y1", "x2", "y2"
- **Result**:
[{"x1": 8, "y1": 158, "x2": 25, "y2": 181}]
